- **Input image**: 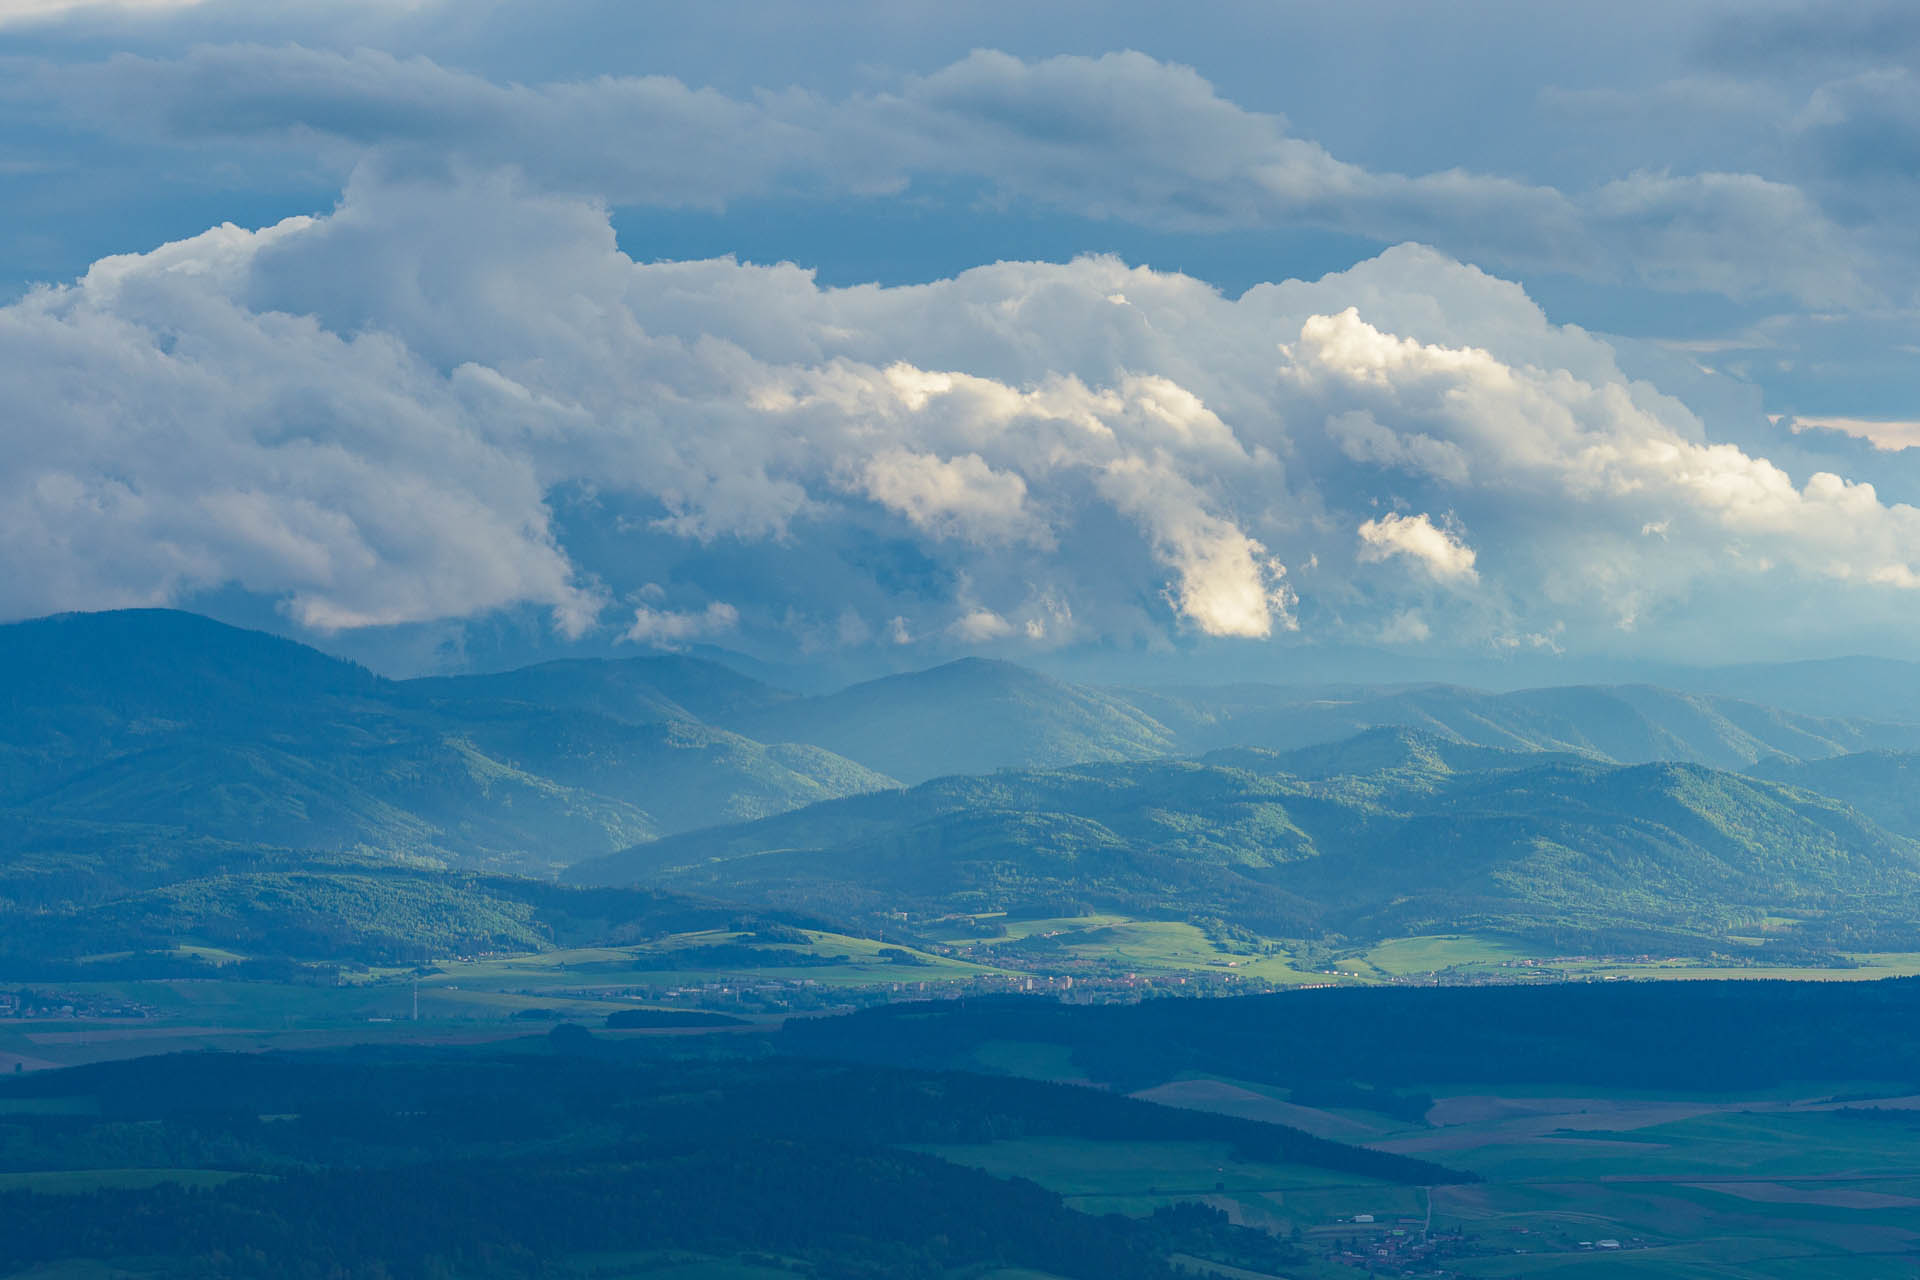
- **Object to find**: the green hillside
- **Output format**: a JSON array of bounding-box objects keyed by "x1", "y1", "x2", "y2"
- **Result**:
[
  {"x1": 15, "y1": 610, "x2": 1920, "y2": 968},
  {"x1": 0, "y1": 832, "x2": 810, "y2": 970},
  {"x1": 571, "y1": 730, "x2": 1920, "y2": 951},
  {"x1": 1749, "y1": 749, "x2": 1920, "y2": 838}
]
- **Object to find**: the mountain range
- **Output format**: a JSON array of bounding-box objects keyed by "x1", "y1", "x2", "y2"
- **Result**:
[
  {"x1": 11, "y1": 608, "x2": 1920, "y2": 963},
  {"x1": 569, "y1": 727, "x2": 1920, "y2": 952},
  {"x1": 0, "y1": 610, "x2": 890, "y2": 877}
]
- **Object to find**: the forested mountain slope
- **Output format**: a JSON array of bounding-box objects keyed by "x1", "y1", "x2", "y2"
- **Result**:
[
  {"x1": 14, "y1": 610, "x2": 1920, "y2": 948},
  {"x1": 571, "y1": 728, "x2": 1920, "y2": 950},
  {"x1": 1748, "y1": 749, "x2": 1920, "y2": 840}
]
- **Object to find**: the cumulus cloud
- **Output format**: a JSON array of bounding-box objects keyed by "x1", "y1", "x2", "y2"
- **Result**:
[
  {"x1": 1326, "y1": 409, "x2": 1471, "y2": 484},
  {"x1": 623, "y1": 600, "x2": 739, "y2": 647},
  {"x1": 1791, "y1": 415, "x2": 1920, "y2": 451},
  {"x1": 949, "y1": 608, "x2": 1014, "y2": 642},
  {"x1": 855, "y1": 448, "x2": 1045, "y2": 545},
  {"x1": 5, "y1": 174, "x2": 1920, "y2": 660},
  {"x1": 1357, "y1": 513, "x2": 1479, "y2": 584},
  {"x1": 1097, "y1": 456, "x2": 1296, "y2": 638},
  {"x1": 1377, "y1": 609, "x2": 1432, "y2": 645},
  {"x1": 31, "y1": 44, "x2": 1881, "y2": 305},
  {"x1": 0, "y1": 206, "x2": 599, "y2": 634}
]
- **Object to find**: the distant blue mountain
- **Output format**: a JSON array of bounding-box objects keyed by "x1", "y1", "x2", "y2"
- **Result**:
[{"x1": 0, "y1": 610, "x2": 892, "y2": 876}]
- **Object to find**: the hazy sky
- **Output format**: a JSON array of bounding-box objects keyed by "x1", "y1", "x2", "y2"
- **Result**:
[{"x1": 5, "y1": 0, "x2": 1920, "y2": 677}]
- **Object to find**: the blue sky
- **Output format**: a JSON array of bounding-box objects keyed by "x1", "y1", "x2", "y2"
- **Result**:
[{"x1": 4, "y1": 0, "x2": 1920, "y2": 678}]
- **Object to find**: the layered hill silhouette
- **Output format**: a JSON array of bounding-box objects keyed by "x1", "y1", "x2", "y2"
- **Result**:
[
  {"x1": 717, "y1": 659, "x2": 1920, "y2": 781},
  {"x1": 1117, "y1": 680, "x2": 1920, "y2": 771}
]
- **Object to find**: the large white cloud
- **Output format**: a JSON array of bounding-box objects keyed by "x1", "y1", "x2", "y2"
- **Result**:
[
  {"x1": 1357, "y1": 512, "x2": 1479, "y2": 584},
  {"x1": 5, "y1": 172, "x2": 1920, "y2": 660}
]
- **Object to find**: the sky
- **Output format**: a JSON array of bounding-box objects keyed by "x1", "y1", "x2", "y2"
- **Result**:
[{"x1": 4, "y1": 0, "x2": 1920, "y2": 681}]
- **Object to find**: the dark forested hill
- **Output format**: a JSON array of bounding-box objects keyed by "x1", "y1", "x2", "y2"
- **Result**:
[
  {"x1": 782, "y1": 978, "x2": 1920, "y2": 1093},
  {"x1": 0, "y1": 1046, "x2": 1464, "y2": 1279},
  {"x1": 570, "y1": 729, "x2": 1920, "y2": 950}
]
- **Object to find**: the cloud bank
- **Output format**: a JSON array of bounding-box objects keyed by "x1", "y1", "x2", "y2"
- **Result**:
[
  {"x1": 37, "y1": 44, "x2": 1882, "y2": 307},
  {"x1": 4, "y1": 172, "x2": 1919, "y2": 661}
]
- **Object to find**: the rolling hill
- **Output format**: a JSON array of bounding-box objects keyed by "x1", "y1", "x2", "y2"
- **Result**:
[
  {"x1": 0, "y1": 843, "x2": 829, "y2": 972},
  {"x1": 569, "y1": 727, "x2": 1920, "y2": 951}
]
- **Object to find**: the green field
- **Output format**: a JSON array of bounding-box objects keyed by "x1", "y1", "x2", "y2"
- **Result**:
[
  {"x1": 934, "y1": 916, "x2": 1920, "y2": 990},
  {"x1": 15, "y1": 925, "x2": 1920, "y2": 1075},
  {"x1": 0, "y1": 927, "x2": 1028, "y2": 1067},
  {"x1": 1322, "y1": 1084, "x2": 1920, "y2": 1277},
  {"x1": 1354, "y1": 934, "x2": 1535, "y2": 977},
  {"x1": 911, "y1": 1061, "x2": 1920, "y2": 1280}
]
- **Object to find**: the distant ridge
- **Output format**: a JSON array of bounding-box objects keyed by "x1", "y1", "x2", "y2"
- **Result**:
[
  {"x1": 403, "y1": 653, "x2": 796, "y2": 726},
  {"x1": 0, "y1": 609, "x2": 892, "y2": 875},
  {"x1": 1685, "y1": 656, "x2": 1920, "y2": 724},
  {"x1": 1121, "y1": 680, "x2": 1920, "y2": 771},
  {"x1": 728, "y1": 656, "x2": 1182, "y2": 782},
  {"x1": 1202, "y1": 724, "x2": 1596, "y2": 781}
]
